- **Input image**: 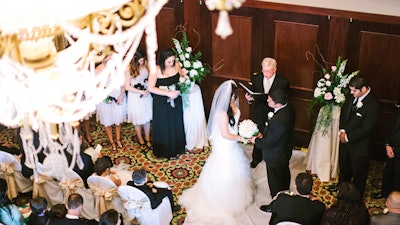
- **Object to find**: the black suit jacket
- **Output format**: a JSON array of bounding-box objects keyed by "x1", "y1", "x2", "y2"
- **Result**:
[
  {"x1": 65, "y1": 151, "x2": 94, "y2": 188},
  {"x1": 387, "y1": 109, "x2": 400, "y2": 151},
  {"x1": 270, "y1": 193, "x2": 326, "y2": 225},
  {"x1": 127, "y1": 181, "x2": 165, "y2": 209},
  {"x1": 339, "y1": 92, "x2": 380, "y2": 154},
  {"x1": 255, "y1": 103, "x2": 295, "y2": 166},
  {"x1": 47, "y1": 217, "x2": 97, "y2": 225},
  {"x1": 371, "y1": 212, "x2": 400, "y2": 225},
  {"x1": 250, "y1": 73, "x2": 289, "y2": 130}
]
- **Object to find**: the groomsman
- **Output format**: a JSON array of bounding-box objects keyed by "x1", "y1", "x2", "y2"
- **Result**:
[
  {"x1": 336, "y1": 76, "x2": 380, "y2": 196},
  {"x1": 245, "y1": 57, "x2": 289, "y2": 168},
  {"x1": 372, "y1": 108, "x2": 400, "y2": 199},
  {"x1": 250, "y1": 89, "x2": 295, "y2": 211}
]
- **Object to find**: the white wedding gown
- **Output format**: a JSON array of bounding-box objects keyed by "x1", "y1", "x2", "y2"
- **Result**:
[{"x1": 179, "y1": 108, "x2": 267, "y2": 225}]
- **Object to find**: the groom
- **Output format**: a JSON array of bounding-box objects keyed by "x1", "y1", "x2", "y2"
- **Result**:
[{"x1": 250, "y1": 89, "x2": 295, "y2": 212}]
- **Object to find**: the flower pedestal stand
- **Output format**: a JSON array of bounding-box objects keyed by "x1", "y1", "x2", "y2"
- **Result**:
[
  {"x1": 182, "y1": 84, "x2": 209, "y2": 151},
  {"x1": 304, "y1": 105, "x2": 341, "y2": 182}
]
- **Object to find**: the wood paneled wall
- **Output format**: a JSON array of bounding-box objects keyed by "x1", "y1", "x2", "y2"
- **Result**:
[{"x1": 151, "y1": 0, "x2": 400, "y2": 160}]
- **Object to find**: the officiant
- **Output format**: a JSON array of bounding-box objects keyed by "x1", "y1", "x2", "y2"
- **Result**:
[{"x1": 244, "y1": 57, "x2": 289, "y2": 168}]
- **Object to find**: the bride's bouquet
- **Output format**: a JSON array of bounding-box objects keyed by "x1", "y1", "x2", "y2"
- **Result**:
[{"x1": 238, "y1": 119, "x2": 259, "y2": 139}]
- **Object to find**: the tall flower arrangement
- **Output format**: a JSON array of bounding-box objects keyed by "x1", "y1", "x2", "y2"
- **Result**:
[
  {"x1": 172, "y1": 30, "x2": 211, "y2": 93},
  {"x1": 308, "y1": 55, "x2": 359, "y2": 134}
]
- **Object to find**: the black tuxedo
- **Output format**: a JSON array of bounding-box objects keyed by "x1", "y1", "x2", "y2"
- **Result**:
[
  {"x1": 371, "y1": 212, "x2": 400, "y2": 225},
  {"x1": 339, "y1": 91, "x2": 380, "y2": 194},
  {"x1": 270, "y1": 192, "x2": 325, "y2": 225},
  {"x1": 250, "y1": 73, "x2": 289, "y2": 165},
  {"x1": 255, "y1": 103, "x2": 295, "y2": 197},
  {"x1": 381, "y1": 109, "x2": 400, "y2": 196},
  {"x1": 127, "y1": 181, "x2": 175, "y2": 210},
  {"x1": 47, "y1": 217, "x2": 97, "y2": 225}
]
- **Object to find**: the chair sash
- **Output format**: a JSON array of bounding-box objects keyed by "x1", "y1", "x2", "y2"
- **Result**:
[
  {"x1": 0, "y1": 163, "x2": 18, "y2": 200},
  {"x1": 89, "y1": 184, "x2": 119, "y2": 217},
  {"x1": 59, "y1": 178, "x2": 84, "y2": 205},
  {"x1": 123, "y1": 196, "x2": 151, "y2": 221},
  {"x1": 32, "y1": 174, "x2": 53, "y2": 198}
]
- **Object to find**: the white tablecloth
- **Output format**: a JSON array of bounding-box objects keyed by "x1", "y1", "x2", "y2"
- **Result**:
[
  {"x1": 304, "y1": 105, "x2": 340, "y2": 182},
  {"x1": 183, "y1": 84, "x2": 209, "y2": 150}
]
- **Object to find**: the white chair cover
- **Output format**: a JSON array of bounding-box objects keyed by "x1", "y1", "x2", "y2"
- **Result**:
[
  {"x1": 276, "y1": 222, "x2": 301, "y2": 225},
  {"x1": 118, "y1": 185, "x2": 172, "y2": 225},
  {"x1": 0, "y1": 151, "x2": 33, "y2": 199},
  {"x1": 32, "y1": 163, "x2": 64, "y2": 207},
  {"x1": 87, "y1": 175, "x2": 126, "y2": 221},
  {"x1": 60, "y1": 169, "x2": 96, "y2": 220}
]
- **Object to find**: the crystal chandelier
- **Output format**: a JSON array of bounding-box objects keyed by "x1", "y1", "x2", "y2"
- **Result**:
[
  {"x1": 205, "y1": 0, "x2": 245, "y2": 39},
  {"x1": 0, "y1": 0, "x2": 167, "y2": 177}
]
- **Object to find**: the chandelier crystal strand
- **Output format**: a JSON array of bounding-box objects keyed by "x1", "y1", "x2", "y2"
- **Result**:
[{"x1": 205, "y1": 0, "x2": 245, "y2": 39}]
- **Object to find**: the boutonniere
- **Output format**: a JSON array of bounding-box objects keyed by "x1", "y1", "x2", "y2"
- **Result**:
[
  {"x1": 268, "y1": 112, "x2": 274, "y2": 120},
  {"x1": 265, "y1": 112, "x2": 274, "y2": 127},
  {"x1": 356, "y1": 101, "x2": 363, "y2": 109}
]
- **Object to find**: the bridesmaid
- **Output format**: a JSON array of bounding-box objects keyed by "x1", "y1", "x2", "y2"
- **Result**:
[
  {"x1": 148, "y1": 48, "x2": 186, "y2": 159},
  {"x1": 125, "y1": 50, "x2": 153, "y2": 150},
  {"x1": 96, "y1": 57, "x2": 126, "y2": 150}
]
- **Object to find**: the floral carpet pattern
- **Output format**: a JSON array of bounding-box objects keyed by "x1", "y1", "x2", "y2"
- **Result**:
[{"x1": 0, "y1": 119, "x2": 386, "y2": 224}]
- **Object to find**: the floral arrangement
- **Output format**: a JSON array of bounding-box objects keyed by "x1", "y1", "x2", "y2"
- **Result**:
[
  {"x1": 238, "y1": 119, "x2": 259, "y2": 139},
  {"x1": 172, "y1": 29, "x2": 211, "y2": 95},
  {"x1": 265, "y1": 112, "x2": 274, "y2": 127},
  {"x1": 308, "y1": 54, "x2": 359, "y2": 134}
]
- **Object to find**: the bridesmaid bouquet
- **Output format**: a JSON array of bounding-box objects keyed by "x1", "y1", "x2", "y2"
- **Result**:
[{"x1": 238, "y1": 119, "x2": 259, "y2": 139}]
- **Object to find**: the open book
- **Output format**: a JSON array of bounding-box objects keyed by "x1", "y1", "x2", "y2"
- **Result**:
[{"x1": 239, "y1": 82, "x2": 265, "y2": 95}]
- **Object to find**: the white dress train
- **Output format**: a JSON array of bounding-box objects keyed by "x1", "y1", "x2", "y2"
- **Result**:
[{"x1": 179, "y1": 109, "x2": 266, "y2": 225}]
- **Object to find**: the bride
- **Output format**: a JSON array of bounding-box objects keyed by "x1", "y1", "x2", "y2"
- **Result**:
[{"x1": 179, "y1": 80, "x2": 265, "y2": 225}]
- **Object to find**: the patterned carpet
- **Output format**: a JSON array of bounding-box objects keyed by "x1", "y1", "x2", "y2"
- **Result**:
[{"x1": 0, "y1": 118, "x2": 386, "y2": 224}]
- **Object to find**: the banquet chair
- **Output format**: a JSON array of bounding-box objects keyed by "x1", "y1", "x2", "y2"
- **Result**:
[
  {"x1": 87, "y1": 175, "x2": 126, "y2": 221},
  {"x1": 118, "y1": 185, "x2": 173, "y2": 225},
  {"x1": 59, "y1": 169, "x2": 96, "y2": 220},
  {"x1": 0, "y1": 151, "x2": 33, "y2": 200},
  {"x1": 276, "y1": 222, "x2": 302, "y2": 225},
  {"x1": 32, "y1": 160, "x2": 65, "y2": 207}
]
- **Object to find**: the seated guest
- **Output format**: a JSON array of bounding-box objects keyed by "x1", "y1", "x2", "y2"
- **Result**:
[
  {"x1": 93, "y1": 157, "x2": 121, "y2": 186},
  {"x1": 48, "y1": 203, "x2": 67, "y2": 220},
  {"x1": 320, "y1": 182, "x2": 370, "y2": 225},
  {"x1": 269, "y1": 172, "x2": 325, "y2": 225},
  {"x1": 27, "y1": 197, "x2": 49, "y2": 225},
  {"x1": 0, "y1": 143, "x2": 20, "y2": 156},
  {"x1": 47, "y1": 193, "x2": 97, "y2": 225},
  {"x1": 371, "y1": 191, "x2": 400, "y2": 225},
  {"x1": 0, "y1": 178, "x2": 24, "y2": 225},
  {"x1": 127, "y1": 169, "x2": 180, "y2": 212},
  {"x1": 65, "y1": 146, "x2": 94, "y2": 188},
  {"x1": 99, "y1": 209, "x2": 122, "y2": 225}
]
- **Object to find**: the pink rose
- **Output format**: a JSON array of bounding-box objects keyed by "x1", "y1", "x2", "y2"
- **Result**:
[
  {"x1": 324, "y1": 92, "x2": 333, "y2": 100},
  {"x1": 331, "y1": 66, "x2": 337, "y2": 72},
  {"x1": 182, "y1": 68, "x2": 188, "y2": 76}
]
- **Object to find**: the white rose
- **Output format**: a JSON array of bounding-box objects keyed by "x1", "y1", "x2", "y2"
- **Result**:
[
  {"x1": 335, "y1": 93, "x2": 345, "y2": 103},
  {"x1": 189, "y1": 69, "x2": 198, "y2": 77},
  {"x1": 325, "y1": 81, "x2": 331, "y2": 86},
  {"x1": 324, "y1": 74, "x2": 330, "y2": 79},
  {"x1": 179, "y1": 55, "x2": 185, "y2": 62},
  {"x1": 314, "y1": 87, "x2": 322, "y2": 98},
  {"x1": 183, "y1": 60, "x2": 191, "y2": 68},
  {"x1": 333, "y1": 87, "x2": 341, "y2": 96},
  {"x1": 185, "y1": 53, "x2": 190, "y2": 59},
  {"x1": 193, "y1": 61, "x2": 202, "y2": 69},
  {"x1": 186, "y1": 47, "x2": 192, "y2": 52},
  {"x1": 268, "y1": 112, "x2": 274, "y2": 119},
  {"x1": 356, "y1": 101, "x2": 363, "y2": 109}
]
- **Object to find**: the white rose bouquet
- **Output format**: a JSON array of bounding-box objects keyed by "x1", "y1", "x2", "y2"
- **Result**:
[
  {"x1": 307, "y1": 52, "x2": 359, "y2": 134},
  {"x1": 238, "y1": 119, "x2": 259, "y2": 139}
]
